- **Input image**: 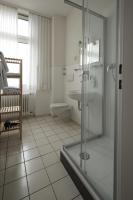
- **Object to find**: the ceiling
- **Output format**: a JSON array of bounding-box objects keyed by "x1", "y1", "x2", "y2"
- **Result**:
[
  {"x1": 67, "y1": 0, "x2": 115, "y2": 17},
  {"x1": 0, "y1": 0, "x2": 72, "y2": 17},
  {"x1": 0, "y1": 0, "x2": 115, "y2": 17}
]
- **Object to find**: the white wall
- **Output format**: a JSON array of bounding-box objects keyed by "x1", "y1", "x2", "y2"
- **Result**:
[
  {"x1": 65, "y1": 8, "x2": 82, "y2": 124},
  {"x1": 51, "y1": 16, "x2": 66, "y2": 103},
  {"x1": 35, "y1": 16, "x2": 66, "y2": 116},
  {"x1": 65, "y1": 8, "x2": 104, "y2": 136},
  {"x1": 35, "y1": 91, "x2": 51, "y2": 116}
]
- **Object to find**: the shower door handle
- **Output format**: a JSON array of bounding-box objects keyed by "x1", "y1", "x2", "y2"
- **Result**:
[
  {"x1": 119, "y1": 64, "x2": 123, "y2": 90},
  {"x1": 119, "y1": 80, "x2": 122, "y2": 90},
  {"x1": 119, "y1": 64, "x2": 122, "y2": 74}
]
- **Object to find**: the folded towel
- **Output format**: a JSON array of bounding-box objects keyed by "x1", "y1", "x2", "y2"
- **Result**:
[
  {"x1": 3, "y1": 87, "x2": 20, "y2": 94},
  {"x1": 0, "y1": 52, "x2": 8, "y2": 89}
]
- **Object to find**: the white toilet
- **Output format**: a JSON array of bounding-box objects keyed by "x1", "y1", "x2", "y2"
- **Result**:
[{"x1": 50, "y1": 103, "x2": 71, "y2": 121}]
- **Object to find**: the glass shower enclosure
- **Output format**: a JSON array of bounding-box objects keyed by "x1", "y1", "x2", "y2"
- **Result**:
[{"x1": 61, "y1": 0, "x2": 118, "y2": 200}]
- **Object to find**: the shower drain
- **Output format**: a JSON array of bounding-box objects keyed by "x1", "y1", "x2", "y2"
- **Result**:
[{"x1": 79, "y1": 152, "x2": 90, "y2": 160}]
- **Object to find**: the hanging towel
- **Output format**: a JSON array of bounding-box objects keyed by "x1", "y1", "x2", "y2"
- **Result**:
[{"x1": 0, "y1": 52, "x2": 8, "y2": 89}]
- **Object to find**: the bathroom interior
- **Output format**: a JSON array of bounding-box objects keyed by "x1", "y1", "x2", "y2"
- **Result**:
[{"x1": 0, "y1": 0, "x2": 119, "y2": 199}]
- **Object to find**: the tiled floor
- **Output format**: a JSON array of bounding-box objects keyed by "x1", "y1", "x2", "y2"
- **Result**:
[{"x1": 0, "y1": 116, "x2": 83, "y2": 200}]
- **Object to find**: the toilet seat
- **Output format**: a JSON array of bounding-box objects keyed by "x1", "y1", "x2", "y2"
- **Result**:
[
  {"x1": 50, "y1": 103, "x2": 69, "y2": 109},
  {"x1": 50, "y1": 103, "x2": 71, "y2": 121}
]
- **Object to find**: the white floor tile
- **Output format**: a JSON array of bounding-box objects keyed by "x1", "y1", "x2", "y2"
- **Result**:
[
  {"x1": 48, "y1": 135, "x2": 60, "y2": 143},
  {"x1": 6, "y1": 153, "x2": 24, "y2": 168},
  {"x1": 34, "y1": 135, "x2": 46, "y2": 142},
  {"x1": 0, "y1": 143, "x2": 7, "y2": 150},
  {"x1": 51, "y1": 140, "x2": 64, "y2": 151},
  {"x1": 58, "y1": 133, "x2": 69, "y2": 140},
  {"x1": 3, "y1": 177, "x2": 28, "y2": 200},
  {"x1": 0, "y1": 171, "x2": 4, "y2": 187},
  {"x1": 72, "y1": 135, "x2": 81, "y2": 142},
  {"x1": 35, "y1": 138, "x2": 49, "y2": 146},
  {"x1": 0, "y1": 187, "x2": 3, "y2": 200},
  {"x1": 74, "y1": 195, "x2": 84, "y2": 200},
  {"x1": 5, "y1": 163, "x2": 26, "y2": 184},
  {"x1": 54, "y1": 128, "x2": 64, "y2": 134},
  {"x1": 53, "y1": 176, "x2": 79, "y2": 200},
  {"x1": 46, "y1": 162, "x2": 68, "y2": 183},
  {"x1": 56, "y1": 150, "x2": 60, "y2": 158},
  {"x1": 27, "y1": 169, "x2": 50, "y2": 194},
  {"x1": 32, "y1": 129, "x2": 43, "y2": 134},
  {"x1": 38, "y1": 144, "x2": 53, "y2": 156},
  {"x1": 42, "y1": 152, "x2": 59, "y2": 167},
  {"x1": 63, "y1": 137, "x2": 75, "y2": 145},
  {"x1": 45, "y1": 130, "x2": 56, "y2": 137},
  {"x1": 25, "y1": 157, "x2": 44, "y2": 175},
  {"x1": 23, "y1": 142, "x2": 36, "y2": 151},
  {"x1": 24, "y1": 148, "x2": 40, "y2": 161},
  {"x1": 0, "y1": 158, "x2": 6, "y2": 171},
  {"x1": 0, "y1": 149, "x2": 6, "y2": 159},
  {"x1": 7, "y1": 145, "x2": 23, "y2": 156},
  {"x1": 22, "y1": 136, "x2": 34, "y2": 143},
  {"x1": 23, "y1": 197, "x2": 29, "y2": 200},
  {"x1": 42, "y1": 126, "x2": 51, "y2": 131},
  {"x1": 30, "y1": 185, "x2": 56, "y2": 200}
]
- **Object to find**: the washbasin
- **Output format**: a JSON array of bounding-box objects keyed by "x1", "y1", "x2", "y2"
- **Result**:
[
  {"x1": 69, "y1": 90, "x2": 100, "y2": 102},
  {"x1": 69, "y1": 90, "x2": 81, "y2": 101}
]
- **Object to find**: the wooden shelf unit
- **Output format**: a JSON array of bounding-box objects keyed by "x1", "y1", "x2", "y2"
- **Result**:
[{"x1": 0, "y1": 58, "x2": 22, "y2": 139}]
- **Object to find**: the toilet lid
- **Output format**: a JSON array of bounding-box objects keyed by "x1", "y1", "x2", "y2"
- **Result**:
[{"x1": 50, "y1": 103, "x2": 69, "y2": 108}]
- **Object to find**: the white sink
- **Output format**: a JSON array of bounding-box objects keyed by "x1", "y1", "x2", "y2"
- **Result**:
[
  {"x1": 69, "y1": 90, "x2": 100, "y2": 102},
  {"x1": 69, "y1": 90, "x2": 81, "y2": 101}
]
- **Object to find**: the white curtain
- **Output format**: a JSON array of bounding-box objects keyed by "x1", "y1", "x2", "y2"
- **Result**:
[
  {"x1": 29, "y1": 14, "x2": 51, "y2": 93},
  {"x1": 0, "y1": 4, "x2": 51, "y2": 95},
  {"x1": 0, "y1": 4, "x2": 18, "y2": 58}
]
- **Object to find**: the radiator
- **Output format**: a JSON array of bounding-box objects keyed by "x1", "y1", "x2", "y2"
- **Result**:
[
  {"x1": 22, "y1": 94, "x2": 30, "y2": 116},
  {"x1": 1, "y1": 94, "x2": 31, "y2": 118}
]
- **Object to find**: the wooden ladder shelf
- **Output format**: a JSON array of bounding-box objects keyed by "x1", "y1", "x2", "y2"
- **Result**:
[{"x1": 0, "y1": 58, "x2": 22, "y2": 139}]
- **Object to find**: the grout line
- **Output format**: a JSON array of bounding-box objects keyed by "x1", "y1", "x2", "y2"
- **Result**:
[
  {"x1": 22, "y1": 143, "x2": 31, "y2": 200},
  {"x1": 5, "y1": 156, "x2": 24, "y2": 170},
  {"x1": 19, "y1": 194, "x2": 30, "y2": 200},
  {"x1": 2, "y1": 133, "x2": 9, "y2": 200},
  {"x1": 3, "y1": 176, "x2": 26, "y2": 187},
  {"x1": 72, "y1": 194, "x2": 83, "y2": 200},
  {"x1": 27, "y1": 183, "x2": 52, "y2": 198},
  {"x1": 39, "y1": 154, "x2": 58, "y2": 200}
]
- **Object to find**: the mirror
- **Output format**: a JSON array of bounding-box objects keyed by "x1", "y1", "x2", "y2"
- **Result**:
[
  {"x1": 80, "y1": 39, "x2": 100, "y2": 65},
  {"x1": 87, "y1": 40, "x2": 100, "y2": 64}
]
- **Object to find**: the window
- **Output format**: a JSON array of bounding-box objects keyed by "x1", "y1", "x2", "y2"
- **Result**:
[
  {"x1": 8, "y1": 13, "x2": 30, "y2": 92},
  {"x1": 18, "y1": 18, "x2": 29, "y2": 38},
  {"x1": 10, "y1": 13, "x2": 30, "y2": 92}
]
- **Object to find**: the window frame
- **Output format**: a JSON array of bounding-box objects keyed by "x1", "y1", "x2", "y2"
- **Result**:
[{"x1": 17, "y1": 13, "x2": 29, "y2": 44}]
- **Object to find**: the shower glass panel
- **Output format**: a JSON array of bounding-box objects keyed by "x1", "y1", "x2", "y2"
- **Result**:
[{"x1": 63, "y1": 0, "x2": 117, "y2": 200}]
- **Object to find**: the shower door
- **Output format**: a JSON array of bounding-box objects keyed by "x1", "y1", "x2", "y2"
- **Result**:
[
  {"x1": 63, "y1": 0, "x2": 118, "y2": 200},
  {"x1": 80, "y1": 0, "x2": 116, "y2": 200}
]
